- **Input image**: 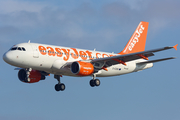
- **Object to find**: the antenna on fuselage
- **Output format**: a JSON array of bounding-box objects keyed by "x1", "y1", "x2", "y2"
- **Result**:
[{"x1": 28, "y1": 40, "x2": 31, "y2": 43}]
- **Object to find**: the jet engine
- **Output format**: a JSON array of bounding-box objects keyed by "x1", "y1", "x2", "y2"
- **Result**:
[
  {"x1": 71, "y1": 61, "x2": 94, "y2": 76},
  {"x1": 18, "y1": 69, "x2": 45, "y2": 83}
]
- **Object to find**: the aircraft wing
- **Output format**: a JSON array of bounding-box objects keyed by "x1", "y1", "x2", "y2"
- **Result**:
[
  {"x1": 136, "y1": 57, "x2": 176, "y2": 65},
  {"x1": 91, "y1": 45, "x2": 178, "y2": 67}
]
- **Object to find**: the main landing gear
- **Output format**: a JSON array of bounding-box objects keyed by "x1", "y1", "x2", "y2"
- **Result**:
[
  {"x1": 54, "y1": 75, "x2": 65, "y2": 91},
  {"x1": 89, "y1": 74, "x2": 100, "y2": 87},
  {"x1": 54, "y1": 74, "x2": 100, "y2": 91}
]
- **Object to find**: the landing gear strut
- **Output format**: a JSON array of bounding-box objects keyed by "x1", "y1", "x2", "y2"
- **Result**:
[
  {"x1": 54, "y1": 75, "x2": 65, "y2": 91},
  {"x1": 26, "y1": 68, "x2": 32, "y2": 82},
  {"x1": 89, "y1": 74, "x2": 100, "y2": 87}
]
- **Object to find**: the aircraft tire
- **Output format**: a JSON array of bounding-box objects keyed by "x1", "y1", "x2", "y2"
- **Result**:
[
  {"x1": 55, "y1": 84, "x2": 61, "y2": 91},
  {"x1": 55, "y1": 83, "x2": 65, "y2": 91},
  {"x1": 94, "y1": 79, "x2": 100, "y2": 86},
  {"x1": 60, "y1": 83, "x2": 65, "y2": 91},
  {"x1": 89, "y1": 80, "x2": 95, "y2": 87}
]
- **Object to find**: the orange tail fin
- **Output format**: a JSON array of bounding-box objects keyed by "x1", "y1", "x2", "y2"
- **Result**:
[{"x1": 119, "y1": 21, "x2": 149, "y2": 54}]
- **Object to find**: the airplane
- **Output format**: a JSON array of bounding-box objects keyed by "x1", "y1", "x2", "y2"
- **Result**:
[{"x1": 3, "y1": 21, "x2": 178, "y2": 92}]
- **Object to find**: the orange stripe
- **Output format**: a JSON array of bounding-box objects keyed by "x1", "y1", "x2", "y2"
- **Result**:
[{"x1": 137, "y1": 54, "x2": 149, "y2": 60}]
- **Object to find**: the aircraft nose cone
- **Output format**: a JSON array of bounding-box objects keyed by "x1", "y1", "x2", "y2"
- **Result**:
[
  {"x1": 3, "y1": 52, "x2": 12, "y2": 64},
  {"x1": 3, "y1": 52, "x2": 7, "y2": 62}
]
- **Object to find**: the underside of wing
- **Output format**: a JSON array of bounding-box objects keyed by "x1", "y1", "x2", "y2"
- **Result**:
[{"x1": 136, "y1": 57, "x2": 176, "y2": 65}]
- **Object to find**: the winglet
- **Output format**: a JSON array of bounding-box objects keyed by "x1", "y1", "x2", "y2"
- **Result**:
[{"x1": 173, "y1": 44, "x2": 178, "y2": 51}]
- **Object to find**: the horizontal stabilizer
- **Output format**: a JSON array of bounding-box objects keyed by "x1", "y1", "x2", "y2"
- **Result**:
[{"x1": 137, "y1": 57, "x2": 176, "y2": 65}]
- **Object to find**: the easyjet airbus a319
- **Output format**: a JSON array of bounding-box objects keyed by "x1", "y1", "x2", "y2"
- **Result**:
[{"x1": 3, "y1": 21, "x2": 178, "y2": 91}]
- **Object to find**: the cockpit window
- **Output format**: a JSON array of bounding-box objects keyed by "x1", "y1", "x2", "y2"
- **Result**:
[
  {"x1": 18, "y1": 47, "x2": 22, "y2": 50},
  {"x1": 22, "y1": 48, "x2": 26, "y2": 51},
  {"x1": 11, "y1": 47, "x2": 17, "y2": 50},
  {"x1": 10, "y1": 47, "x2": 26, "y2": 51}
]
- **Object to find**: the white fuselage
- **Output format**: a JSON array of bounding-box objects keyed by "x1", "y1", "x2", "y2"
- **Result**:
[{"x1": 3, "y1": 43, "x2": 153, "y2": 77}]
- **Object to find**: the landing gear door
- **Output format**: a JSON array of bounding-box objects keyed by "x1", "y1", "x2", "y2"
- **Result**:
[{"x1": 31, "y1": 45, "x2": 39, "y2": 58}]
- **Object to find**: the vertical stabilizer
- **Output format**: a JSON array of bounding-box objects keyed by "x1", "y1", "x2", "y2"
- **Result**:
[{"x1": 119, "y1": 21, "x2": 149, "y2": 54}]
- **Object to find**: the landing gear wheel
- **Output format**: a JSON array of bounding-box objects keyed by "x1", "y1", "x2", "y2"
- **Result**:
[
  {"x1": 55, "y1": 84, "x2": 61, "y2": 91},
  {"x1": 90, "y1": 80, "x2": 95, "y2": 87},
  {"x1": 94, "y1": 79, "x2": 100, "y2": 86},
  {"x1": 89, "y1": 74, "x2": 101, "y2": 87},
  {"x1": 55, "y1": 83, "x2": 65, "y2": 91},
  {"x1": 60, "y1": 83, "x2": 65, "y2": 91}
]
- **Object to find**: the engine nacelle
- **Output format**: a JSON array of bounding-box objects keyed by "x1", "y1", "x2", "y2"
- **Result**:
[
  {"x1": 18, "y1": 69, "x2": 45, "y2": 83},
  {"x1": 71, "y1": 61, "x2": 94, "y2": 76}
]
